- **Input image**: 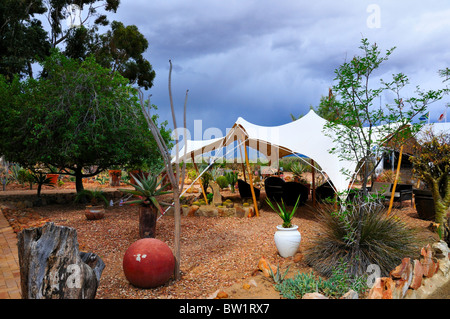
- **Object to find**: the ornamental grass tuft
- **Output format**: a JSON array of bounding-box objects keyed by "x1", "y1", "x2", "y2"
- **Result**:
[{"x1": 304, "y1": 192, "x2": 418, "y2": 278}]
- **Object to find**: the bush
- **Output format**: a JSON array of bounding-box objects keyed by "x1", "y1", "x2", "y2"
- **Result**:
[
  {"x1": 304, "y1": 193, "x2": 418, "y2": 278},
  {"x1": 276, "y1": 261, "x2": 368, "y2": 299},
  {"x1": 215, "y1": 175, "x2": 229, "y2": 189}
]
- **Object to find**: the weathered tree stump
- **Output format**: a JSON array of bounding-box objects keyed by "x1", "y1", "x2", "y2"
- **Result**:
[{"x1": 17, "y1": 222, "x2": 105, "y2": 299}]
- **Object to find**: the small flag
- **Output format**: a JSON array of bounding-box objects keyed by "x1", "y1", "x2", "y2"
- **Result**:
[
  {"x1": 419, "y1": 112, "x2": 429, "y2": 121},
  {"x1": 438, "y1": 110, "x2": 446, "y2": 122}
]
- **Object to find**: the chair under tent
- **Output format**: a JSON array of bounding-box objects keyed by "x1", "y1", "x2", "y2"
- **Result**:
[{"x1": 170, "y1": 110, "x2": 359, "y2": 216}]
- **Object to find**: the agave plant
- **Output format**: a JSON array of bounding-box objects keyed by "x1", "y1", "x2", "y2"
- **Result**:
[
  {"x1": 119, "y1": 172, "x2": 173, "y2": 238},
  {"x1": 265, "y1": 195, "x2": 301, "y2": 228}
]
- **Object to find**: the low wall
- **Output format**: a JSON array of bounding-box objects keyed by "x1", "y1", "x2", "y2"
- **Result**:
[
  {"x1": 367, "y1": 241, "x2": 450, "y2": 299},
  {"x1": 0, "y1": 189, "x2": 123, "y2": 209}
]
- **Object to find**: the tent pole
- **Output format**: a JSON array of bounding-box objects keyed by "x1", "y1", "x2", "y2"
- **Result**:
[
  {"x1": 238, "y1": 142, "x2": 247, "y2": 182},
  {"x1": 243, "y1": 142, "x2": 259, "y2": 217},
  {"x1": 192, "y1": 154, "x2": 208, "y2": 203},
  {"x1": 311, "y1": 159, "x2": 316, "y2": 207},
  {"x1": 387, "y1": 145, "x2": 403, "y2": 216}
]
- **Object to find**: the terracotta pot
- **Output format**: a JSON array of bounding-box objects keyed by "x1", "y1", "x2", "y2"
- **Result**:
[
  {"x1": 46, "y1": 174, "x2": 59, "y2": 185},
  {"x1": 109, "y1": 170, "x2": 121, "y2": 186},
  {"x1": 85, "y1": 205, "x2": 105, "y2": 220},
  {"x1": 128, "y1": 170, "x2": 149, "y2": 185}
]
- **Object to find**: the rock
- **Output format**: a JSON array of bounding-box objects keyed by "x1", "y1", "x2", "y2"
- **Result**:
[
  {"x1": 188, "y1": 205, "x2": 199, "y2": 217},
  {"x1": 197, "y1": 205, "x2": 218, "y2": 217},
  {"x1": 216, "y1": 291, "x2": 228, "y2": 299},
  {"x1": 209, "y1": 181, "x2": 222, "y2": 206},
  {"x1": 224, "y1": 201, "x2": 234, "y2": 208},
  {"x1": 257, "y1": 256, "x2": 277, "y2": 277},
  {"x1": 433, "y1": 242, "x2": 450, "y2": 276},
  {"x1": 341, "y1": 289, "x2": 359, "y2": 299},
  {"x1": 410, "y1": 259, "x2": 424, "y2": 290},
  {"x1": 245, "y1": 207, "x2": 255, "y2": 218},
  {"x1": 367, "y1": 277, "x2": 394, "y2": 299},
  {"x1": 302, "y1": 292, "x2": 328, "y2": 299},
  {"x1": 181, "y1": 206, "x2": 190, "y2": 216},
  {"x1": 392, "y1": 279, "x2": 409, "y2": 299},
  {"x1": 242, "y1": 283, "x2": 251, "y2": 290},
  {"x1": 421, "y1": 244, "x2": 438, "y2": 278},
  {"x1": 388, "y1": 258, "x2": 413, "y2": 299},
  {"x1": 207, "y1": 289, "x2": 220, "y2": 299},
  {"x1": 390, "y1": 258, "x2": 412, "y2": 280},
  {"x1": 433, "y1": 241, "x2": 450, "y2": 259},
  {"x1": 235, "y1": 205, "x2": 247, "y2": 218},
  {"x1": 293, "y1": 253, "x2": 303, "y2": 263}
]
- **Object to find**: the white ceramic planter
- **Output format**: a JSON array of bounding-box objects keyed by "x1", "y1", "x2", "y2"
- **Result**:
[{"x1": 274, "y1": 225, "x2": 301, "y2": 257}]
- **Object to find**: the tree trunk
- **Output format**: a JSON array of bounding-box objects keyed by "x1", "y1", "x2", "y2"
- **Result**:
[
  {"x1": 75, "y1": 167, "x2": 84, "y2": 193},
  {"x1": 17, "y1": 222, "x2": 105, "y2": 299},
  {"x1": 139, "y1": 206, "x2": 157, "y2": 238}
]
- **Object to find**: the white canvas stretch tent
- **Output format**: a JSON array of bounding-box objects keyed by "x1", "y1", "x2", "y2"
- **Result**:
[{"x1": 171, "y1": 110, "x2": 361, "y2": 211}]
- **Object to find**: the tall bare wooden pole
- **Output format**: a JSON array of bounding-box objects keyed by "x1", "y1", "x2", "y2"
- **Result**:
[
  {"x1": 388, "y1": 145, "x2": 403, "y2": 216},
  {"x1": 243, "y1": 142, "x2": 259, "y2": 217}
]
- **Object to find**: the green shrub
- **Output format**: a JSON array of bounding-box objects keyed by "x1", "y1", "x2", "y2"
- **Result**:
[
  {"x1": 275, "y1": 261, "x2": 368, "y2": 299},
  {"x1": 304, "y1": 193, "x2": 418, "y2": 278},
  {"x1": 215, "y1": 175, "x2": 229, "y2": 189}
]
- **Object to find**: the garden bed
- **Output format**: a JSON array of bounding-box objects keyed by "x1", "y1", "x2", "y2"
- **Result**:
[{"x1": 0, "y1": 186, "x2": 438, "y2": 299}]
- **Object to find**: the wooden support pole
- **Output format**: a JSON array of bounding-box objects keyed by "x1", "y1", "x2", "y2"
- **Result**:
[
  {"x1": 311, "y1": 159, "x2": 316, "y2": 207},
  {"x1": 192, "y1": 154, "x2": 208, "y2": 203},
  {"x1": 244, "y1": 143, "x2": 260, "y2": 217},
  {"x1": 239, "y1": 142, "x2": 247, "y2": 182},
  {"x1": 388, "y1": 145, "x2": 403, "y2": 216}
]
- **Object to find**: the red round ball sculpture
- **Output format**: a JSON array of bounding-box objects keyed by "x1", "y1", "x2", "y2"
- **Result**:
[{"x1": 123, "y1": 238, "x2": 175, "y2": 288}]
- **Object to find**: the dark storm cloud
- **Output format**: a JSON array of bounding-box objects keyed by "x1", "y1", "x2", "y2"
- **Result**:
[{"x1": 109, "y1": 1, "x2": 450, "y2": 135}]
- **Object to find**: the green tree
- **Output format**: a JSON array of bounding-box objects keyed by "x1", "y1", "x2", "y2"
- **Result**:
[
  {"x1": 410, "y1": 130, "x2": 450, "y2": 241},
  {"x1": 67, "y1": 21, "x2": 156, "y2": 89},
  {"x1": 305, "y1": 39, "x2": 446, "y2": 277},
  {"x1": 326, "y1": 38, "x2": 446, "y2": 195},
  {"x1": 0, "y1": 0, "x2": 155, "y2": 90},
  {"x1": 0, "y1": 50, "x2": 170, "y2": 193},
  {"x1": 0, "y1": 0, "x2": 50, "y2": 79}
]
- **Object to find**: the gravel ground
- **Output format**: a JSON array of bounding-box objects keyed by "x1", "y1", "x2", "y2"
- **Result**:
[{"x1": 1, "y1": 181, "x2": 438, "y2": 299}]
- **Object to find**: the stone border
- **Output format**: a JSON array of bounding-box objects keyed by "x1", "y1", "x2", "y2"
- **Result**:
[
  {"x1": 367, "y1": 241, "x2": 450, "y2": 299},
  {"x1": 0, "y1": 190, "x2": 124, "y2": 209}
]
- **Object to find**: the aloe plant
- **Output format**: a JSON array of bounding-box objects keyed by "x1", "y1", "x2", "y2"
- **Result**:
[
  {"x1": 120, "y1": 172, "x2": 173, "y2": 211},
  {"x1": 119, "y1": 172, "x2": 173, "y2": 238},
  {"x1": 265, "y1": 195, "x2": 301, "y2": 228}
]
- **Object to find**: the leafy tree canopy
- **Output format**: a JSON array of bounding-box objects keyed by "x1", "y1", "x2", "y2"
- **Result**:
[
  {"x1": 0, "y1": 0, "x2": 155, "y2": 89},
  {"x1": 410, "y1": 130, "x2": 450, "y2": 241},
  {"x1": 0, "y1": 50, "x2": 170, "y2": 192},
  {"x1": 324, "y1": 38, "x2": 447, "y2": 193}
]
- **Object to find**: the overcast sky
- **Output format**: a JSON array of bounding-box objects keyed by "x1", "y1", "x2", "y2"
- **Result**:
[{"x1": 103, "y1": 1, "x2": 450, "y2": 139}]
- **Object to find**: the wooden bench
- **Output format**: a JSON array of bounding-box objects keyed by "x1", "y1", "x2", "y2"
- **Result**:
[{"x1": 368, "y1": 181, "x2": 413, "y2": 208}]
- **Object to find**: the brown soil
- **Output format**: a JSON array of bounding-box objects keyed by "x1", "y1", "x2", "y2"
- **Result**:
[{"x1": 0, "y1": 180, "x2": 439, "y2": 299}]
